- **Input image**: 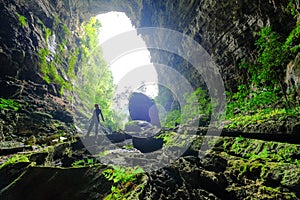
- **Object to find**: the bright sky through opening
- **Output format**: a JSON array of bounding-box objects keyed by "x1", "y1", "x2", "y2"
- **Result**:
[{"x1": 96, "y1": 12, "x2": 158, "y2": 97}]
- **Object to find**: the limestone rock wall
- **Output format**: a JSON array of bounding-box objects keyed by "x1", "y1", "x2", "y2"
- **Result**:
[
  {"x1": 0, "y1": 0, "x2": 80, "y2": 142},
  {"x1": 0, "y1": 0, "x2": 297, "y2": 99},
  {"x1": 137, "y1": 0, "x2": 297, "y2": 92}
]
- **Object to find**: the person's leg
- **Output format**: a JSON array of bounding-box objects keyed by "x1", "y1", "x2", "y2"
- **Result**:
[
  {"x1": 95, "y1": 121, "x2": 99, "y2": 138},
  {"x1": 99, "y1": 123, "x2": 105, "y2": 134},
  {"x1": 87, "y1": 121, "x2": 95, "y2": 136}
]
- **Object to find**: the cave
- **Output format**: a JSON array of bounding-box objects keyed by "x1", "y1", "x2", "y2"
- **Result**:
[{"x1": 0, "y1": 0, "x2": 300, "y2": 199}]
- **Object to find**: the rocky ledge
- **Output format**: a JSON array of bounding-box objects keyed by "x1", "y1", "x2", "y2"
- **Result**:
[{"x1": 0, "y1": 125, "x2": 299, "y2": 200}]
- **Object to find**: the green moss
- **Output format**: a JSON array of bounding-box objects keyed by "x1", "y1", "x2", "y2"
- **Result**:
[
  {"x1": 99, "y1": 150, "x2": 110, "y2": 157},
  {"x1": 0, "y1": 98, "x2": 21, "y2": 111},
  {"x1": 225, "y1": 107, "x2": 300, "y2": 129},
  {"x1": 287, "y1": 0, "x2": 297, "y2": 16},
  {"x1": 16, "y1": 13, "x2": 27, "y2": 27},
  {"x1": 155, "y1": 131, "x2": 192, "y2": 147},
  {"x1": 37, "y1": 46, "x2": 72, "y2": 94},
  {"x1": 258, "y1": 185, "x2": 297, "y2": 199},
  {"x1": 155, "y1": 131, "x2": 176, "y2": 144},
  {"x1": 45, "y1": 28, "x2": 52, "y2": 44},
  {"x1": 37, "y1": 19, "x2": 52, "y2": 43},
  {"x1": 62, "y1": 24, "x2": 70, "y2": 36},
  {"x1": 54, "y1": 14, "x2": 60, "y2": 28},
  {"x1": 0, "y1": 154, "x2": 30, "y2": 169}
]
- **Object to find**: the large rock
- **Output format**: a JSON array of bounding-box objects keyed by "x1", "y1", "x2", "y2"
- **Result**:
[
  {"x1": 128, "y1": 92, "x2": 161, "y2": 127},
  {"x1": 132, "y1": 136, "x2": 163, "y2": 153},
  {"x1": 0, "y1": 165, "x2": 112, "y2": 200}
]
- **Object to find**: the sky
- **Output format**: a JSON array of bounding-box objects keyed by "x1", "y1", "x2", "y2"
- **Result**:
[{"x1": 96, "y1": 12, "x2": 158, "y2": 97}]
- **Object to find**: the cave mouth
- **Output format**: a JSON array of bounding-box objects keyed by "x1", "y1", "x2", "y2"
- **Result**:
[
  {"x1": 96, "y1": 11, "x2": 158, "y2": 98},
  {"x1": 95, "y1": 12, "x2": 159, "y2": 127}
]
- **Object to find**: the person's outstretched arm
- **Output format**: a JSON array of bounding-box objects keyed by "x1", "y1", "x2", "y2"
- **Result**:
[{"x1": 100, "y1": 110, "x2": 105, "y2": 122}]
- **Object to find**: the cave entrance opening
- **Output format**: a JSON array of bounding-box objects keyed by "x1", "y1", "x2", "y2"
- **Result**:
[{"x1": 96, "y1": 12, "x2": 158, "y2": 99}]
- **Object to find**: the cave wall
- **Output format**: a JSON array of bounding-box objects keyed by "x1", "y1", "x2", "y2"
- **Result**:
[
  {"x1": 78, "y1": 0, "x2": 298, "y2": 98},
  {"x1": 136, "y1": 0, "x2": 297, "y2": 92},
  {"x1": 0, "y1": 0, "x2": 80, "y2": 142},
  {"x1": 0, "y1": 0, "x2": 298, "y2": 141},
  {"x1": 1, "y1": 0, "x2": 297, "y2": 97},
  {"x1": 0, "y1": 0, "x2": 297, "y2": 96}
]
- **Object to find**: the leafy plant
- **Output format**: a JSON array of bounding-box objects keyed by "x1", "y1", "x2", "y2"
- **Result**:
[
  {"x1": 226, "y1": 20, "x2": 300, "y2": 124},
  {"x1": 255, "y1": 27, "x2": 286, "y2": 85},
  {"x1": 16, "y1": 13, "x2": 27, "y2": 27},
  {"x1": 71, "y1": 158, "x2": 94, "y2": 167},
  {"x1": 287, "y1": 0, "x2": 297, "y2": 16},
  {"x1": 225, "y1": 106, "x2": 300, "y2": 129},
  {"x1": 0, "y1": 98, "x2": 21, "y2": 111},
  {"x1": 45, "y1": 28, "x2": 53, "y2": 44},
  {"x1": 102, "y1": 166, "x2": 144, "y2": 200},
  {"x1": 102, "y1": 166, "x2": 144, "y2": 184},
  {"x1": 162, "y1": 109, "x2": 181, "y2": 128}
]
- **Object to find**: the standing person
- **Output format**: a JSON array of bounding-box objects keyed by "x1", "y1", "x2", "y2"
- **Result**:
[{"x1": 86, "y1": 104, "x2": 105, "y2": 138}]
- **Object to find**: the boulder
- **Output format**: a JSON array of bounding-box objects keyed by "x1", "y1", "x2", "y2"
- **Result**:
[
  {"x1": 128, "y1": 92, "x2": 161, "y2": 127},
  {"x1": 125, "y1": 120, "x2": 153, "y2": 133},
  {"x1": 132, "y1": 136, "x2": 163, "y2": 153}
]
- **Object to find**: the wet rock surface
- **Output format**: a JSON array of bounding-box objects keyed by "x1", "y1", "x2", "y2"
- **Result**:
[
  {"x1": 0, "y1": 77, "x2": 75, "y2": 145},
  {"x1": 1, "y1": 132, "x2": 299, "y2": 200}
]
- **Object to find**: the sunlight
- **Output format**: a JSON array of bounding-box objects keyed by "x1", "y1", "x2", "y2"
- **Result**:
[{"x1": 96, "y1": 12, "x2": 158, "y2": 98}]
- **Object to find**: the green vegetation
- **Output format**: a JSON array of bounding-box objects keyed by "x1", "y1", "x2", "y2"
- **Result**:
[
  {"x1": 45, "y1": 28, "x2": 53, "y2": 44},
  {"x1": 162, "y1": 110, "x2": 181, "y2": 128},
  {"x1": 218, "y1": 137, "x2": 300, "y2": 199},
  {"x1": 287, "y1": 0, "x2": 297, "y2": 16},
  {"x1": 155, "y1": 130, "x2": 192, "y2": 147},
  {"x1": 37, "y1": 18, "x2": 73, "y2": 94},
  {"x1": 16, "y1": 13, "x2": 27, "y2": 28},
  {"x1": 102, "y1": 166, "x2": 144, "y2": 200},
  {"x1": 0, "y1": 154, "x2": 30, "y2": 170},
  {"x1": 71, "y1": 158, "x2": 94, "y2": 167},
  {"x1": 226, "y1": 7, "x2": 300, "y2": 128},
  {"x1": 0, "y1": 98, "x2": 21, "y2": 111},
  {"x1": 75, "y1": 17, "x2": 121, "y2": 130},
  {"x1": 36, "y1": 16, "x2": 121, "y2": 130},
  {"x1": 225, "y1": 107, "x2": 300, "y2": 129},
  {"x1": 223, "y1": 135, "x2": 300, "y2": 165},
  {"x1": 37, "y1": 47, "x2": 72, "y2": 94},
  {"x1": 159, "y1": 87, "x2": 211, "y2": 128},
  {"x1": 99, "y1": 150, "x2": 110, "y2": 157},
  {"x1": 37, "y1": 19, "x2": 52, "y2": 43}
]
